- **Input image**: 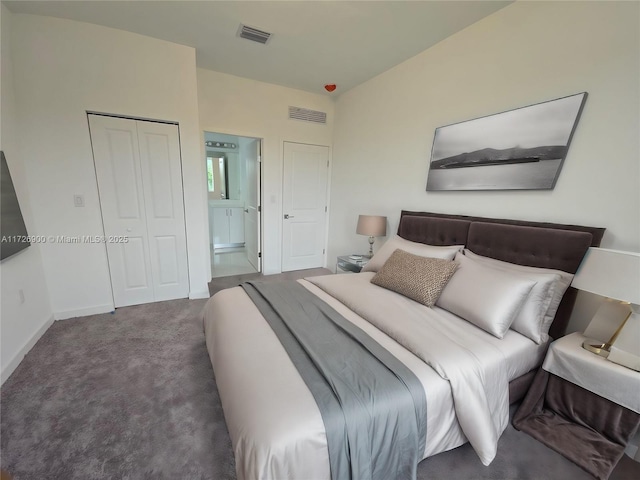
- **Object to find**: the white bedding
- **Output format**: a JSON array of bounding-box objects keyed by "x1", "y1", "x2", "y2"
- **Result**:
[{"x1": 203, "y1": 273, "x2": 547, "y2": 480}]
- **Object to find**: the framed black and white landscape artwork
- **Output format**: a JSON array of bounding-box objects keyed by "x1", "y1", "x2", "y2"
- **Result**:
[{"x1": 426, "y1": 92, "x2": 587, "y2": 191}]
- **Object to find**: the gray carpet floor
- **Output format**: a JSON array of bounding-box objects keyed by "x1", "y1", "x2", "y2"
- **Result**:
[{"x1": 2, "y1": 272, "x2": 639, "y2": 479}]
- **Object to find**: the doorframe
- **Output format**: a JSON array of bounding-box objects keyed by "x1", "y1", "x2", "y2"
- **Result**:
[
  {"x1": 87, "y1": 110, "x2": 178, "y2": 125},
  {"x1": 202, "y1": 130, "x2": 264, "y2": 277}
]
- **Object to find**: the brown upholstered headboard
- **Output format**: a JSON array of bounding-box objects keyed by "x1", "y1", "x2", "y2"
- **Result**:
[{"x1": 397, "y1": 211, "x2": 605, "y2": 339}]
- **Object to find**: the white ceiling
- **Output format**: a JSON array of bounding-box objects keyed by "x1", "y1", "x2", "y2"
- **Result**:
[{"x1": 3, "y1": 0, "x2": 512, "y2": 96}]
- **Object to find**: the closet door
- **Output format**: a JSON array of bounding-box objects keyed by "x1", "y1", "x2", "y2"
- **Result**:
[
  {"x1": 136, "y1": 121, "x2": 189, "y2": 302},
  {"x1": 89, "y1": 115, "x2": 188, "y2": 307}
]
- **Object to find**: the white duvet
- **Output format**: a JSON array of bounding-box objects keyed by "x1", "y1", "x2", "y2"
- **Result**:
[{"x1": 203, "y1": 273, "x2": 543, "y2": 480}]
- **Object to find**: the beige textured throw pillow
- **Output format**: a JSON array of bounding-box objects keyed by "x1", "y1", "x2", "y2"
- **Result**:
[{"x1": 371, "y1": 249, "x2": 459, "y2": 307}]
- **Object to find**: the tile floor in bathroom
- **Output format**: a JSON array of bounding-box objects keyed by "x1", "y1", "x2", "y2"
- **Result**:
[{"x1": 211, "y1": 246, "x2": 259, "y2": 278}]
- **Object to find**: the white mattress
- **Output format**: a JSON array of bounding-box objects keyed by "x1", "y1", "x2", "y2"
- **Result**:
[{"x1": 203, "y1": 274, "x2": 548, "y2": 480}]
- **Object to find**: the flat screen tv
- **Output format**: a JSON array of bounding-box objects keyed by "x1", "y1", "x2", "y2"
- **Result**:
[{"x1": 1, "y1": 150, "x2": 31, "y2": 260}]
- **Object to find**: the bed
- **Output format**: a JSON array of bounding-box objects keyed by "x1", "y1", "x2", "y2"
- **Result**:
[{"x1": 203, "y1": 211, "x2": 605, "y2": 480}]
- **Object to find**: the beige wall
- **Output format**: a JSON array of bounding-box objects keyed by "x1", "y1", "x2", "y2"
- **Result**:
[
  {"x1": 9, "y1": 14, "x2": 209, "y2": 319},
  {"x1": 0, "y1": 5, "x2": 54, "y2": 383},
  {"x1": 197, "y1": 68, "x2": 335, "y2": 274},
  {"x1": 328, "y1": 1, "x2": 639, "y2": 332}
]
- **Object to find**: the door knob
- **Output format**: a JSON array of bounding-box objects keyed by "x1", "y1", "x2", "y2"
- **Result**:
[
  {"x1": 284, "y1": 214, "x2": 294, "y2": 219},
  {"x1": 244, "y1": 208, "x2": 249, "y2": 213}
]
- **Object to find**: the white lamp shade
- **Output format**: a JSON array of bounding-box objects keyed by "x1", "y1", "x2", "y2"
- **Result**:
[
  {"x1": 356, "y1": 215, "x2": 387, "y2": 237},
  {"x1": 576, "y1": 248, "x2": 640, "y2": 371},
  {"x1": 571, "y1": 248, "x2": 640, "y2": 304}
]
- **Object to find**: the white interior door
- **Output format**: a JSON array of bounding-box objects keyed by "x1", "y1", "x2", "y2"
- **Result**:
[
  {"x1": 89, "y1": 115, "x2": 189, "y2": 307},
  {"x1": 244, "y1": 139, "x2": 261, "y2": 271},
  {"x1": 282, "y1": 142, "x2": 329, "y2": 272}
]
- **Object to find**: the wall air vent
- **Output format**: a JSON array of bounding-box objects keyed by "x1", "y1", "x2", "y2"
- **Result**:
[
  {"x1": 288, "y1": 106, "x2": 327, "y2": 125},
  {"x1": 238, "y1": 24, "x2": 272, "y2": 45}
]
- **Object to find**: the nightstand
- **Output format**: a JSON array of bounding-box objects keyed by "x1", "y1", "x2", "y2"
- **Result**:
[
  {"x1": 513, "y1": 332, "x2": 640, "y2": 480},
  {"x1": 336, "y1": 255, "x2": 369, "y2": 273}
]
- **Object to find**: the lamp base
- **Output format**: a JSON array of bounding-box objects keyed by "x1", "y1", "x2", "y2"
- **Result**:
[
  {"x1": 368, "y1": 236, "x2": 375, "y2": 257},
  {"x1": 582, "y1": 339, "x2": 611, "y2": 358}
]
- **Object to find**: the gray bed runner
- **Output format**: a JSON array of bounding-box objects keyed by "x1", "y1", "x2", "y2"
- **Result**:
[{"x1": 242, "y1": 280, "x2": 427, "y2": 480}]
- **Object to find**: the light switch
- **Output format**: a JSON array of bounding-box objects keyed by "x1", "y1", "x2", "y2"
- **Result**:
[{"x1": 74, "y1": 194, "x2": 85, "y2": 207}]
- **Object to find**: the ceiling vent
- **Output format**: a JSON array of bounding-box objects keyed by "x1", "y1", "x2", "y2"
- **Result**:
[
  {"x1": 288, "y1": 106, "x2": 327, "y2": 125},
  {"x1": 238, "y1": 24, "x2": 272, "y2": 45}
]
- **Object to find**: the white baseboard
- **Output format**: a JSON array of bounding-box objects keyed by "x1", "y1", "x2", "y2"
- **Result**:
[
  {"x1": 54, "y1": 303, "x2": 114, "y2": 320},
  {"x1": 1, "y1": 315, "x2": 55, "y2": 385},
  {"x1": 189, "y1": 289, "x2": 211, "y2": 300}
]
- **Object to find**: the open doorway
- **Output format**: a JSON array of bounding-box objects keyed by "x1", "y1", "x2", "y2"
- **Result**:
[{"x1": 204, "y1": 131, "x2": 262, "y2": 278}]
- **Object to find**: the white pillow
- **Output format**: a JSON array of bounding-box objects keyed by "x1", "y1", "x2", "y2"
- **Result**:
[
  {"x1": 464, "y1": 249, "x2": 574, "y2": 344},
  {"x1": 362, "y1": 235, "x2": 463, "y2": 273},
  {"x1": 436, "y1": 253, "x2": 537, "y2": 339}
]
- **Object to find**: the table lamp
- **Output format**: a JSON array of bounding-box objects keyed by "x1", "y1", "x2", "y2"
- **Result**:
[
  {"x1": 571, "y1": 248, "x2": 640, "y2": 371},
  {"x1": 356, "y1": 215, "x2": 387, "y2": 257}
]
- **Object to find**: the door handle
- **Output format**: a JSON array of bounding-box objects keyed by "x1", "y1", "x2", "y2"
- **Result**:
[
  {"x1": 244, "y1": 208, "x2": 249, "y2": 213},
  {"x1": 284, "y1": 214, "x2": 294, "y2": 219}
]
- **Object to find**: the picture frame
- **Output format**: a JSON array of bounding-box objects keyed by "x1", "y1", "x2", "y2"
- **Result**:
[{"x1": 426, "y1": 92, "x2": 588, "y2": 191}]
